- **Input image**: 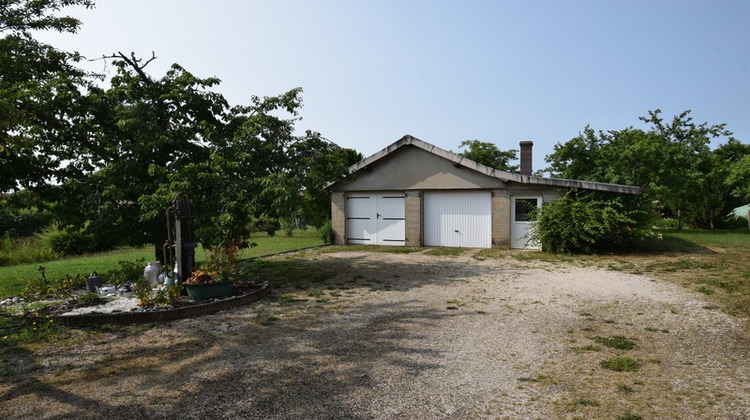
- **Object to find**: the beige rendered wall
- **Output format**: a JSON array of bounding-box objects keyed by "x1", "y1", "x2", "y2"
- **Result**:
[
  {"x1": 492, "y1": 189, "x2": 511, "y2": 249},
  {"x1": 335, "y1": 146, "x2": 506, "y2": 192},
  {"x1": 331, "y1": 192, "x2": 346, "y2": 245},
  {"x1": 404, "y1": 190, "x2": 422, "y2": 247}
]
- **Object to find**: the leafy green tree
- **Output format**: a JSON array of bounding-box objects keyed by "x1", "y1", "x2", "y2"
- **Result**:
[
  {"x1": 0, "y1": 0, "x2": 96, "y2": 192},
  {"x1": 546, "y1": 110, "x2": 737, "y2": 229},
  {"x1": 692, "y1": 138, "x2": 750, "y2": 228},
  {"x1": 724, "y1": 143, "x2": 750, "y2": 202},
  {"x1": 457, "y1": 140, "x2": 518, "y2": 172},
  {"x1": 639, "y1": 110, "x2": 728, "y2": 228},
  {"x1": 2, "y1": 0, "x2": 359, "y2": 259},
  {"x1": 140, "y1": 86, "x2": 360, "y2": 250}
]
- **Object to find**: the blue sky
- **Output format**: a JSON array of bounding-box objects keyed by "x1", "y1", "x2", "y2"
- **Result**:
[{"x1": 39, "y1": 0, "x2": 750, "y2": 173}]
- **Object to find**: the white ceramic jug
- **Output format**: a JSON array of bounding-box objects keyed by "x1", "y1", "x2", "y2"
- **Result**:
[{"x1": 143, "y1": 261, "x2": 162, "y2": 287}]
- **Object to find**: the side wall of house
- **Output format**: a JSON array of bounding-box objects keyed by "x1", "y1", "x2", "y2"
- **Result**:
[
  {"x1": 492, "y1": 189, "x2": 511, "y2": 249},
  {"x1": 405, "y1": 191, "x2": 421, "y2": 247},
  {"x1": 331, "y1": 192, "x2": 346, "y2": 245}
]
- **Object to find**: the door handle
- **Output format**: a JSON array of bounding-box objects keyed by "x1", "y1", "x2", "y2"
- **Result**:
[{"x1": 377, "y1": 213, "x2": 381, "y2": 219}]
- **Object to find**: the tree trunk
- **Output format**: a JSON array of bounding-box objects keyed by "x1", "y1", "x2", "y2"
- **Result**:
[{"x1": 154, "y1": 242, "x2": 165, "y2": 265}]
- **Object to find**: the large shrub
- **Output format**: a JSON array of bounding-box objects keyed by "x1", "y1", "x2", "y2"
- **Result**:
[
  {"x1": 528, "y1": 192, "x2": 652, "y2": 254},
  {"x1": 37, "y1": 224, "x2": 97, "y2": 256},
  {"x1": 0, "y1": 207, "x2": 54, "y2": 238},
  {"x1": 319, "y1": 219, "x2": 334, "y2": 244}
]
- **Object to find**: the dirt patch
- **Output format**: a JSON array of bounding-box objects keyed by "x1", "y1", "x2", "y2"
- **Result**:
[{"x1": 2, "y1": 249, "x2": 749, "y2": 419}]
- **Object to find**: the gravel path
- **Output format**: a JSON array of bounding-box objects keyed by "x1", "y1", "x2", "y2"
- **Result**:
[{"x1": 3, "y1": 250, "x2": 749, "y2": 419}]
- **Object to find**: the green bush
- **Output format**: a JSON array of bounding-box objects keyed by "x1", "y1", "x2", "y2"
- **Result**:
[
  {"x1": 0, "y1": 206, "x2": 54, "y2": 238},
  {"x1": 319, "y1": 219, "x2": 334, "y2": 244},
  {"x1": 652, "y1": 217, "x2": 678, "y2": 229},
  {"x1": 37, "y1": 224, "x2": 96, "y2": 256},
  {"x1": 22, "y1": 273, "x2": 87, "y2": 301},
  {"x1": 103, "y1": 258, "x2": 147, "y2": 286},
  {"x1": 528, "y1": 192, "x2": 652, "y2": 254},
  {"x1": 250, "y1": 215, "x2": 280, "y2": 237}
]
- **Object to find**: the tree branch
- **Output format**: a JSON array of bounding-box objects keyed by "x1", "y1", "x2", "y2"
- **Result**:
[{"x1": 95, "y1": 51, "x2": 158, "y2": 84}]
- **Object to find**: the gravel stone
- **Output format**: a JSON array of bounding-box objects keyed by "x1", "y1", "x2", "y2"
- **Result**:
[{"x1": 3, "y1": 250, "x2": 749, "y2": 419}]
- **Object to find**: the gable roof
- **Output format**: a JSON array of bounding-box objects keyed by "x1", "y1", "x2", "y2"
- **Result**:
[{"x1": 328, "y1": 135, "x2": 640, "y2": 195}]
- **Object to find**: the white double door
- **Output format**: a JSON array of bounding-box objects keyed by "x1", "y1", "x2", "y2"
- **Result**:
[{"x1": 345, "y1": 192, "x2": 405, "y2": 245}]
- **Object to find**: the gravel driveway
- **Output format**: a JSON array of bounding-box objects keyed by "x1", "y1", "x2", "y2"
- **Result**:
[{"x1": 3, "y1": 249, "x2": 750, "y2": 419}]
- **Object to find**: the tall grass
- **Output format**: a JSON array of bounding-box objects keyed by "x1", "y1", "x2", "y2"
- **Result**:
[
  {"x1": 0, "y1": 229, "x2": 324, "y2": 298},
  {"x1": 0, "y1": 234, "x2": 59, "y2": 267}
]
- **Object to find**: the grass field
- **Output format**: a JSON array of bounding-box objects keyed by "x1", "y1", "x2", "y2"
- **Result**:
[
  {"x1": 2, "y1": 228, "x2": 749, "y2": 316},
  {"x1": 0, "y1": 229, "x2": 324, "y2": 298}
]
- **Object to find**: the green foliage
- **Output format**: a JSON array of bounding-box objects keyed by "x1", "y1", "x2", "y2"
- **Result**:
[
  {"x1": 319, "y1": 219, "x2": 334, "y2": 244},
  {"x1": 0, "y1": 234, "x2": 58, "y2": 266},
  {"x1": 164, "y1": 283, "x2": 184, "y2": 303},
  {"x1": 132, "y1": 277, "x2": 154, "y2": 306},
  {"x1": 545, "y1": 110, "x2": 746, "y2": 229},
  {"x1": 22, "y1": 272, "x2": 86, "y2": 301},
  {"x1": 653, "y1": 217, "x2": 678, "y2": 229},
  {"x1": 5, "y1": 313, "x2": 59, "y2": 344},
  {"x1": 600, "y1": 357, "x2": 641, "y2": 372},
  {"x1": 0, "y1": 0, "x2": 95, "y2": 35},
  {"x1": 250, "y1": 215, "x2": 280, "y2": 237},
  {"x1": 0, "y1": 0, "x2": 97, "y2": 193},
  {"x1": 75, "y1": 291, "x2": 102, "y2": 306},
  {"x1": 529, "y1": 191, "x2": 652, "y2": 254},
  {"x1": 726, "y1": 154, "x2": 750, "y2": 201},
  {"x1": 423, "y1": 247, "x2": 466, "y2": 256},
  {"x1": 36, "y1": 224, "x2": 96, "y2": 256},
  {"x1": 3, "y1": 1, "x2": 358, "y2": 258},
  {"x1": 133, "y1": 277, "x2": 187, "y2": 307},
  {"x1": 592, "y1": 335, "x2": 637, "y2": 350},
  {"x1": 0, "y1": 205, "x2": 54, "y2": 238},
  {"x1": 103, "y1": 258, "x2": 146, "y2": 287},
  {"x1": 204, "y1": 237, "x2": 243, "y2": 280},
  {"x1": 457, "y1": 140, "x2": 518, "y2": 171}
]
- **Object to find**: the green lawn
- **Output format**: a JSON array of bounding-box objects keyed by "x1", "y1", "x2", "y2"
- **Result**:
[{"x1": 0, "y1": 229, "x2": 324, "y2": 298}]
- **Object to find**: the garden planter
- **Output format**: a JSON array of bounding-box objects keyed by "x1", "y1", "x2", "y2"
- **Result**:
[{"x1": 185, "y1": 282, "x2": 233, "y2": 300}]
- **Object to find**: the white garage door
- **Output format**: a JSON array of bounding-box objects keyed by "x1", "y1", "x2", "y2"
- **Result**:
[
  {"x1": 424, "y1": 191, "x2": 492, "y2": 248},
  {"x1": 346, "y1": 192, "x2": 405, "y2": 246}
]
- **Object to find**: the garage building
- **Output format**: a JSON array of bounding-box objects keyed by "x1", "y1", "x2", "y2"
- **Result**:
[{"x1": 327, "y1": 135, "x2": 639, "y2": 249}]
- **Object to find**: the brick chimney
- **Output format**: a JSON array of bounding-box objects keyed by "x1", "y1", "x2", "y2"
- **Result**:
[{"x1": 519, "y1": 141, "x2": 533, "y2": 176}]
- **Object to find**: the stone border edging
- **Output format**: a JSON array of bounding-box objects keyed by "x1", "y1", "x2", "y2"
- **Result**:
[{"x1": 54, "y1": 282, "x2": 271, "y2": 327}]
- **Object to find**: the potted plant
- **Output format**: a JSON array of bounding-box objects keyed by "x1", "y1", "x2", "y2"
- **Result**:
[
  {"x1": 184, "y1": 238, "x2": 242, "y2": 300},
  {"x1": 184, "y1": 269, "x2": 233, "y2": 300}
]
